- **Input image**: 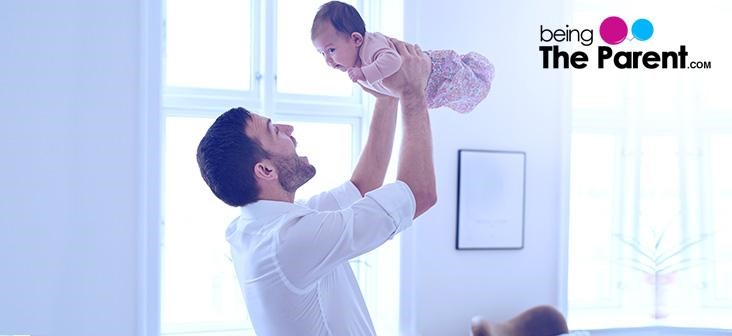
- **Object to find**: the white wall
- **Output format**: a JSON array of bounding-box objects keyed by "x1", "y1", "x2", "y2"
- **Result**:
[
  {"x1": 402, "y1": 0, "x2": 567, "y2": 335},
  {"x1": 0, "y1": 1, "x2": 154, "y2": 335}
]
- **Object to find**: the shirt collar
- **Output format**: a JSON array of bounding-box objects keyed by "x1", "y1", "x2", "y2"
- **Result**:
[{"x1": 239, "y1": 199, "x2": 298, "y2": 223}]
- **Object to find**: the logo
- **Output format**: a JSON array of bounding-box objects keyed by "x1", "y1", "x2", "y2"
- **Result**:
[
  {"x1": 599, "y1": 16, "x2": 653, "y2": 44},
  {"x1": 539, "y1": 16, "x2": 711, "y2": 70}
]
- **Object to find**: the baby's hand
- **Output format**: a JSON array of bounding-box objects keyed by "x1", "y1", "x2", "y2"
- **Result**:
[{"x1": 347, "y1": 67, "x2": 366, "y2": 82}]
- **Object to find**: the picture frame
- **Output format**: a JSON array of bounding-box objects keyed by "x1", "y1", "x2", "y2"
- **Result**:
[{"x1": 456, "y1": 149, "x2": 526, "y2": 250}]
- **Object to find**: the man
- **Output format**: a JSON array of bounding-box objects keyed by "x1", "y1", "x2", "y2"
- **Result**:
[{"x1": 197, "y1": 40, "x2": 436, "y2": 335}]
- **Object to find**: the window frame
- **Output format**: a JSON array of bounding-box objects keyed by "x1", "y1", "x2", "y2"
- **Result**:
[
  {"x1": 560, "y1": 2, "x2": 732, "y2": 331},
  {"x1": 156, "y1": 1, "x2": 403, "y2": 335}
]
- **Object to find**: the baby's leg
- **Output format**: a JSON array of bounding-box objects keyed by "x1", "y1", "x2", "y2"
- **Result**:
[{"x1": 424, "y1": 50, "x2": 495, "y2": 113}]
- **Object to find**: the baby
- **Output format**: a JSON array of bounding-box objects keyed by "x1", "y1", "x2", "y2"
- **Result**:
[{"x1": 311, "y1": 1, "x2": 495, "y2": 113}]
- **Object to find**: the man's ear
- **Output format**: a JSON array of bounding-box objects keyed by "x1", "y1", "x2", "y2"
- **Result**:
[
  {"x1": 351, "y1": 32, "x2": 364, "y2": 46},
  {"x1": 254, "y1": 160, "x2": 277, "y2": 181}
]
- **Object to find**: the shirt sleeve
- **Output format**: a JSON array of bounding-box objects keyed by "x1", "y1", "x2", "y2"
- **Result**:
[
  {"x1": 276, "y1": 181, "x2": 416, "y2": 289},
  {"x1": 300, "y1": 180, "x2": 362, "y2": 211}
]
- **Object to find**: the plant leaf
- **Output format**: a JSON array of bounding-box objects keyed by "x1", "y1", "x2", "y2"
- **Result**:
[{"x1": 656, "y1": 235, "x2": 710, "y2": 267}]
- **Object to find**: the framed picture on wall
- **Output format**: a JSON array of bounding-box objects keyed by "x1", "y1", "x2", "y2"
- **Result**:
[{"x1": 456, "y1": 149, "x2": 526, "y2": 250}]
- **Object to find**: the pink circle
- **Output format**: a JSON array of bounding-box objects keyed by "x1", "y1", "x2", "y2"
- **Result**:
[{"x1": 599, "y1": 16, "x2": 628, "y2": 45}]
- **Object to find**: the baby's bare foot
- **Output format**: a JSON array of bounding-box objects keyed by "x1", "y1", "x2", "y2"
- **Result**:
[
  {"x1": 471, "y1": 316, "x2": 512, "y2": 336},
  {"x1": 471, "y1": 316, "x2": 492, "y2": 336}
]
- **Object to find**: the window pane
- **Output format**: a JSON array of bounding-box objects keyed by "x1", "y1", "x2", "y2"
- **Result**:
[
  {"x1": 568, "y1": 133, "x2": 620, "y2": 306},
  {"x1": 699, "y1": 69, "x2": 732, "y2": 111},
  {"x1": 276, "y1": 0, "x2": 355, "y2": 96},
  {"x1": 709, "y1": 134, "x2": 732, "y2": 303},
  {"x1": 281, "y1": 120, "x2": 354, "y2": 199},
  {"x1": 162, "y1": 117, "x2": 252, "y2": 334},
  {"x1": 567, "y1": 0, "x2": 732, "y2": 328},
  {"x1": 638, "y1": 136, "x2": 681, "y2": 235},
  {"x1": 571, "y1": 69, "x2": 625, "y2": 116},
  {"x1": 166, "y1": 0, "x2": 251, "y2": 90},
  {"x1": 635, "y1": 135, "x2": 687, "y2": 317},
  {"x1": 695, "y1": 1, "x2": 732, "y2": 113},
  {"x1": 362, "y1": 237, "x2": 400, "y2": 335}
]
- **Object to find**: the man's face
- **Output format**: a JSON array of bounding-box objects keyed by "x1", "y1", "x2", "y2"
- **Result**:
[{"x1": 245, "y1": 113, "x2": 315, "y2": 192}]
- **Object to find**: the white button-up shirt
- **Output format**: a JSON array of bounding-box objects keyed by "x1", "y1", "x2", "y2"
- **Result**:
[{"x1": 225, "y1": 181, "x2": 416, "y2": 336}]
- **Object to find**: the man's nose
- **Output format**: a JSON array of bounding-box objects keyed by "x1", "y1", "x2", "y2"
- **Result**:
[{"x1": 278, "y1": 124, "x2": 294, "y2": 135}]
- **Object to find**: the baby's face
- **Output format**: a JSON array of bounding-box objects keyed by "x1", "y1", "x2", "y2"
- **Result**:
[{"x1": 312, "y1": 21, "x2": 362, "y2": 71}]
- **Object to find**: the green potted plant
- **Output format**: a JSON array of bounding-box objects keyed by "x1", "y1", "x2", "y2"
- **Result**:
[{"x1": 616, "y1": 226, "x2": 711, "y2": 319}]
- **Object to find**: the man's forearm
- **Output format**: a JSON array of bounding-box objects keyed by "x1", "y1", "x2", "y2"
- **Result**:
[
  {"x1": 396, "y1": 92, "x2": 436, "y2": 218},
  {"x1": 350, "y1": 97, "x2": 398, "y2": 196}
]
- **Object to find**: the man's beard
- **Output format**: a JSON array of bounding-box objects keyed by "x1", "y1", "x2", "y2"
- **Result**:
[{"x1": 271, "y1": 154, "x2": 316, "y2": 193}]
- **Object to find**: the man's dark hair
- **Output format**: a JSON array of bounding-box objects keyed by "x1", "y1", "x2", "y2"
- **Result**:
[
  {"x1": 311, "y1": 1, "x2": 366, "y2": 39},
  {"x1": 197, "y1": 107, "x2": 268, "y2": 207}
]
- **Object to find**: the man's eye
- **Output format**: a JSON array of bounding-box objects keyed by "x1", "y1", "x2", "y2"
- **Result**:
[{"x1": 328, "y1": 48, "x2": 336, "y2": 53}]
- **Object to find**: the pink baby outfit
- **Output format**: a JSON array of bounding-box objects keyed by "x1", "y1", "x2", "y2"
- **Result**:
[{"x1": 357, "y1": 32, "x2": 495, "y2": 113}]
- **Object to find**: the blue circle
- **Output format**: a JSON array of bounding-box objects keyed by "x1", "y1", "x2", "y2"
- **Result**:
[{"x1": 632, "y1": 19, "x2": 654, "y2": 41}]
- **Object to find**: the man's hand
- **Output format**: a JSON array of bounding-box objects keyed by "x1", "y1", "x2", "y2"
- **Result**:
[
  {"x1": 381, "y1": 39, "x2": 431, "y2": 98},
  {"x1": 347, "y1": 67, "x2": 366, "y2": 82}
]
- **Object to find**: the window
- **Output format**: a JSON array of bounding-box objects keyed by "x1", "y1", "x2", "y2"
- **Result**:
[
  {"x1": 565, "y1": 0, "x2": 732, "y2": 330},
  {"x1": 160, "y1": 1, "x2": 403, "y2": 335}
]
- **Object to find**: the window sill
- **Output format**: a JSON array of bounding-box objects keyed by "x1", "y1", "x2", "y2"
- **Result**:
[
  {"x1": 569, "y1": 308, "x2": 732, "y2": 335},
  {"x1": 575, "y1": 326, "x2": 732, "y2": 336}
]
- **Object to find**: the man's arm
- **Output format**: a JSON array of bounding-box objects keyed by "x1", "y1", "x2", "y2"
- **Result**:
[
  {"x1": 382, "y1": 40, "x2": 437, "y2": 218},
  {"x1": 350, "y1": 87, "x2": 398, "y2": 196}
]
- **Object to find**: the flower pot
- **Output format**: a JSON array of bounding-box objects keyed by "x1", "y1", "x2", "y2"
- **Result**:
[{"x1": 645, "y1": 272, "x2": 676, "y2": 319}]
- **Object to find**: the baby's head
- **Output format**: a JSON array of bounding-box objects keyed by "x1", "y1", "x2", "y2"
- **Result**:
[{"x1": 311, "y1": 1, "x2": 366, "y2": 71}]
